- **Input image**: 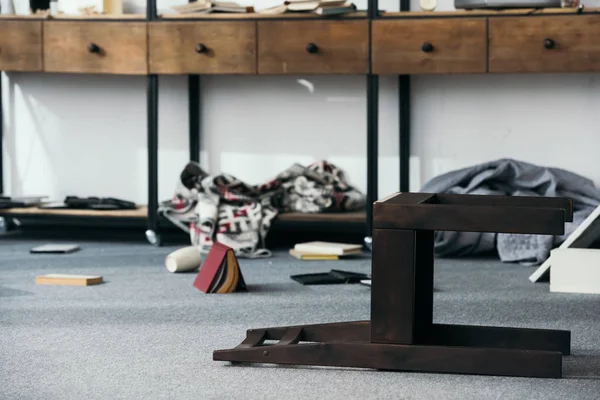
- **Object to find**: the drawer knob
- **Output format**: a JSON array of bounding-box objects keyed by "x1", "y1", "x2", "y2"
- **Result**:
[
  {"x1": 87, "y1": 43, "x2": 101, "y2": 54},
  {"x1": 196, "y1": 43, "x2": 208, "y2": 54},
  {"x1": 421, "y1": 42, "x2": 434, "y2": 53},
  {"x1": 544, "y1": 38, "x2": 555, "y2": 49},
  {"x1": 305, "y1": 43, "x2": 318, "y2": 54}
]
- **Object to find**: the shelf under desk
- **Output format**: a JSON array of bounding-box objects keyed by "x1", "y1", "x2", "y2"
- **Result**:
[
  {"x1": 0, "y1": 206, "x2": 148, "y2": 218},
  {"x1": 0, "y1": 206, "x2": 365, "y2": 233}
]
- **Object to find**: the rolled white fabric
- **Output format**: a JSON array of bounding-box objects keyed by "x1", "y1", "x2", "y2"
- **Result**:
[{"x1": 165, "y1": 246, "x2": 202, "y2": 273}]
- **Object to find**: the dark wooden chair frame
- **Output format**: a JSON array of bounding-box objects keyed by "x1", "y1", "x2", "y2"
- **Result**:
[{"x1": 213, "y1": 192, "x2": 573, "y2": 378}]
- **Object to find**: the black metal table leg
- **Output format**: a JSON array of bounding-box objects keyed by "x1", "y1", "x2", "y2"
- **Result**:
[
  {"x1": 146, "y1": 74, "x2": 160, "y2": 246},
  {"x1": 364, "y1": 3, "x2": 378, "y2": 248},
  {"x1": 366, "y1": 74, "x2": 379, "y2": 238},
  {"x1": 398, "y1": 0, "x2": 411, "y2": 193},
  {"x1": 399, "y1": 75, "x2": 410, "y2": 192},
  {"x1": 189, "y1": 75, "x2": 200, "y2": 163}
]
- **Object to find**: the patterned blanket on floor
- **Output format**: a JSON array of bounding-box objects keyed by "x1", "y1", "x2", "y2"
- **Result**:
[{"x1": 158, "y1": 161, "x2": 365, "y2": 258}]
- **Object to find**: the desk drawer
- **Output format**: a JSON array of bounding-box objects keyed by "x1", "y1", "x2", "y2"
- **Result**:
[
  {"x1": 489, "y1": 15, "x2": 600, "y2": 73},
  {"x1": 149, "y1": 21, "x2": 256, "y2": 74},
  {"x1": 257, "y1": 20, "x2": 369, "y2": 74},
  {"x1": 372, "y1": 19, "x2": 487, "y2": 74},
  {"x1": 43, "y1": 21, "x2": 147, "y2": 75},
  {"x1": 0, "y1": 21, "x2": 42, "y2": 72}
]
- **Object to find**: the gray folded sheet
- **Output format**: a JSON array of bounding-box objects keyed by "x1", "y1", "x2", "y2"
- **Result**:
[{"x1": 420, "y1": 158, "x2": 600, "y2": 265}]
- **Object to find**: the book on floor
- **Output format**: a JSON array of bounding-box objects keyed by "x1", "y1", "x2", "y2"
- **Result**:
[
  {"x1": 30, "y1": 244, "x2": 80, "y2": 254},
  {"x1": 293, "y1": 241, "x2": 362, "y2": 256},
  {"x1": 289, "y1": 249, "x2": 340, "y2": 260},
  {"x1": 193, "y1": 242, "x2": 247, "y2": 294},
  {"x1": 36, "y1": 274, "x2": 103, "y2": 286}
]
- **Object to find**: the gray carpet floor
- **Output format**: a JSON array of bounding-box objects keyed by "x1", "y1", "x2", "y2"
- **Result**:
[{"x1": 1, "y1": 239, "x2": 600, "y2": 400}]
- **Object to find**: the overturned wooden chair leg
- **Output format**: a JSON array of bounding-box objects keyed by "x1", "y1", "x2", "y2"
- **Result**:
[
  {"x1": 240, "y1": 321, "x2": 370, "y2": 343},
  {"x1": 214, "y1": 193, "x2": 573, "y2": 379},
  {"x1": 215, "y1": 341, "x2": 562, "y2": 378}
]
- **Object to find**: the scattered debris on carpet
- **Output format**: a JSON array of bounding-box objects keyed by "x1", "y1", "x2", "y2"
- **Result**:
[
  {"x1": 165, "y1": 246, "x2": 202, "y2": 273},
  {"x1": 159, "y1": 161, "x2": 365, "y2": 259}
]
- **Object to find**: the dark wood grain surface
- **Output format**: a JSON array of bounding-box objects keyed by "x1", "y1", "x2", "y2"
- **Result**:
[
  {"x1": 214, "y1": 342, "x2": 563, "y2": 378},
  {"x1": 374, "y1": 203, "x2": 566, "y2": 234},
  {"x1": 371, "y1": 229, "x2": 419, "y2": 344},
  {"x1": 434, "y1": 193, "x2": 573, "y2": 221},
  {"x1": 379, "y1": 193, "x2": 573, "y2": 223},
  {"x1": 377, "y1": 192, "x2": 435, "y2": 205},
  {"x1": 247, "y1": 321, "x2": 370, "y2": 342},
  {"x1": 424, "y1": 324, "x2": 571, "y2": 355}
]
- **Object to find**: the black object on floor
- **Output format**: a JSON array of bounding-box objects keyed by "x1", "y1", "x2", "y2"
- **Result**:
[
  {"x1": 291, "y1": 269, "x2": 369, "y2": 285},
  {"x1": 0, "y1": 196, "x2": 47, "y2": 209},
  {"x1": 0, "y1": 200, "x2": 26, "y2": 209},
  {"x1": 63, "y1": 196, "x2": 137, "y2": 210}
]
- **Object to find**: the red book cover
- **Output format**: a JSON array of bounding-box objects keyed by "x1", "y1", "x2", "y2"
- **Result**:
[{"x1": 193, "y1": 242, "x2": 230, "y2": 293}]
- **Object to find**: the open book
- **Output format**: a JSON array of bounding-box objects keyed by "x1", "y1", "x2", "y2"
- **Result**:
[
  {"x1": 193, "y1": 242, "x2": 247, "y2": 294},
  {"x1": 260, "y1": 0, "x2": 357, "y2": 15},
  {"x1": 170, "y1": 1, "x2": 254, "y2": 14}
]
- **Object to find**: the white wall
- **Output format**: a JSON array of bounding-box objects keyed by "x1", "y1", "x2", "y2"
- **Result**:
[{"x1": 3, "y1": 0, "x2": 600, "y2": 204}]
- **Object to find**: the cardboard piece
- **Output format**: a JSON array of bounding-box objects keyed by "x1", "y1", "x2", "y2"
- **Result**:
[
  {"x1": 193, "y1": 242, "x2": 246, "y2": 294},
  {"x1": 530, "y1": 204, "x2": 600, "y2": 283},
  {"x1": 36, "y1": 274, "x2": 103, "y2": 286},
  {"x1": 549, "y1": 248, "x2": 600, "y2": 294}
]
